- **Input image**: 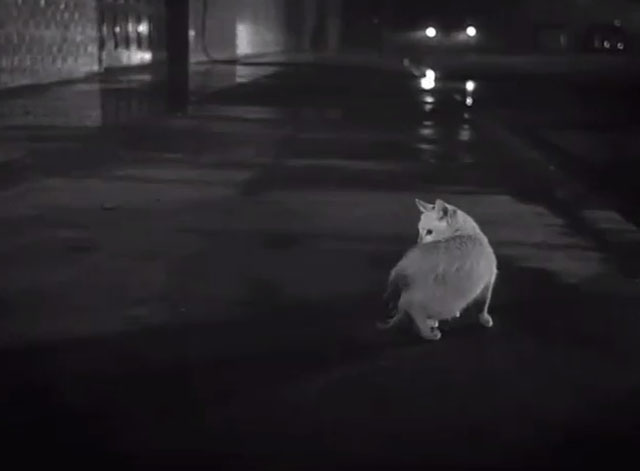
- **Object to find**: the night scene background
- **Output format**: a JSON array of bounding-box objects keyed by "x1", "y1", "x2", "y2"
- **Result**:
[{"x1": 1, "y1": 0, "x2": 640, "y2": 469}]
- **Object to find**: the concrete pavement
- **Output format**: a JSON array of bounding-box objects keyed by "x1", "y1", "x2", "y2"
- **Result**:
[{"x1": 1, "y1": 62, "x2": 640, "y2": 468}]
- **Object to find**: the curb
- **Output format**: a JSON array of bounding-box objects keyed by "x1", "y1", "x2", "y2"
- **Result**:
[
  {"x1": 477, "y1": 117, "x2": 640, "y2": 278},
  {"x1": 488, "y1": 121, "x2": 639, "y2": 228}
]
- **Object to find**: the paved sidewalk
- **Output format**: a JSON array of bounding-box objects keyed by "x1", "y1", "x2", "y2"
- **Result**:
[
  {"x1": 1, "y1": 60, "x2": 640, "y2": 468},
  {"x1": 0, "y1": 62, "x2": 277, "y2": 128}
]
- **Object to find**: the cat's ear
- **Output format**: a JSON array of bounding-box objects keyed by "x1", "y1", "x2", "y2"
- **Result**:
[
  {"x1": 435, "y1": 199, "x2": 457, "y2": 222},
  {"x1": 415, "y1": 198, "x2": 434, "y2": 213}
]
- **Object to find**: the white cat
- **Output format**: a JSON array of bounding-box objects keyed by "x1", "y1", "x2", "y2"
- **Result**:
[{"x1": 380, "y1": 198, "x2": 498, "y2": 341}]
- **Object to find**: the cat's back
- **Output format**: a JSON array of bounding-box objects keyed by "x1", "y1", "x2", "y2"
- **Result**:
[
  {"x1": 399, "y1": 234, "x2": 496, "y2": 315},
  {"x1": 401, "y1": 232, "x2": 496, "y2": 275}
]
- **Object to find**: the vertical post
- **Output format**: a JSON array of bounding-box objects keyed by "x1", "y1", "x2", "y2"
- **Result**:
[
  {"x1": 325, "y1": 0, "x2": 341, "y2": 53},
  {"x1": 302, "y1": 0, "x2": 318, "y2": 52},
  {"x1": 381, "y1": 0, "x2": 393, "y2": 56},
  {"x1": 165, "y1": 0, "x2": 190, "y2": 113}
]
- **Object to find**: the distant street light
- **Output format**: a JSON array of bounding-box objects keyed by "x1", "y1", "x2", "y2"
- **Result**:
[
  {"x1": 425, "y1": 68, "x2": 436, "y2": 81},
  {"x1": 421, "y1": 68, "x2": 436, "y2": 90},
  {"x1": 421, "y1": 77, "x2": 436, "y2": 90},
  {"x1": 466, "y1": 25, "x2": 477, "y2": 37},
  {"x1": 425, "y1": 26, "x2": 437, "y2": 38}
]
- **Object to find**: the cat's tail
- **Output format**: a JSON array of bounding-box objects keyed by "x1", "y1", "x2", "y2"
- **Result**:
[
  {"x1": 377, "y1": 308, "x2": 406, "y2": 330},
  {"x1": 380, "y1": 268, "x2": 407, "y2": 330}
]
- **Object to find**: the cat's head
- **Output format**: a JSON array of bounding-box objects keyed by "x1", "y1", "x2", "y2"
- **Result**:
[{"x1": 415, "y1": 198, "x2": 472, "y2": 243}]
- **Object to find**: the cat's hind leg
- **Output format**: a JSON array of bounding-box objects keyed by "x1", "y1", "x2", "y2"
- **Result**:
[{"x1": 478, "y1": 271, "x2": 497, "y2": 328}]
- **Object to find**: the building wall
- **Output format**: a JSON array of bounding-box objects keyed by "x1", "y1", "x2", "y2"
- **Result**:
[
  {"x1": 0, "y1": 0, "x2": 101, "y2": 89},
  {"x1": 189, "y1": 0, "x2": 340, "y2": 61},
  {"x1": 190, "y1": 0, "x2": 292, "y2": 62},
  {"x1": 0, "y1": 0, "x2": 339, "y2": 89},
  {"x1": 98, "y1": 0, "x2": 166, "y2": 69}
]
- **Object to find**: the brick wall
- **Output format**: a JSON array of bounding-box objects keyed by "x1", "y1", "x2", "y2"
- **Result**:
[{"x1": 0, "y1": 0, "x2": 100, "y2": 89}]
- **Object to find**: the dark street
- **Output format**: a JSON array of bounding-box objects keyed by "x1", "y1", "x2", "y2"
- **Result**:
[{"x1": 2, "y1": 58, "x2": 640, "y2": 468}]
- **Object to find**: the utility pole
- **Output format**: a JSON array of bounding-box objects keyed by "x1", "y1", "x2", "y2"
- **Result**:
[
  {"x1": 326, "y1": 0, "x2": 342, "y2": 53},
  {"x1": 164, "y1": 0, "x2": 190, "y2": 113}
]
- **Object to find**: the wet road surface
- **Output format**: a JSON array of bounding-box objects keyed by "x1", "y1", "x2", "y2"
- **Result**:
[{"x1": 1, "y1": 61, "x2": 640, "y2": 468}]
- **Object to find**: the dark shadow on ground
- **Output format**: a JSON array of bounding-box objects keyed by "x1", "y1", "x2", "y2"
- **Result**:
[{"x1": 2, "y1": 245, "x2": 640, "y2": 469}]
